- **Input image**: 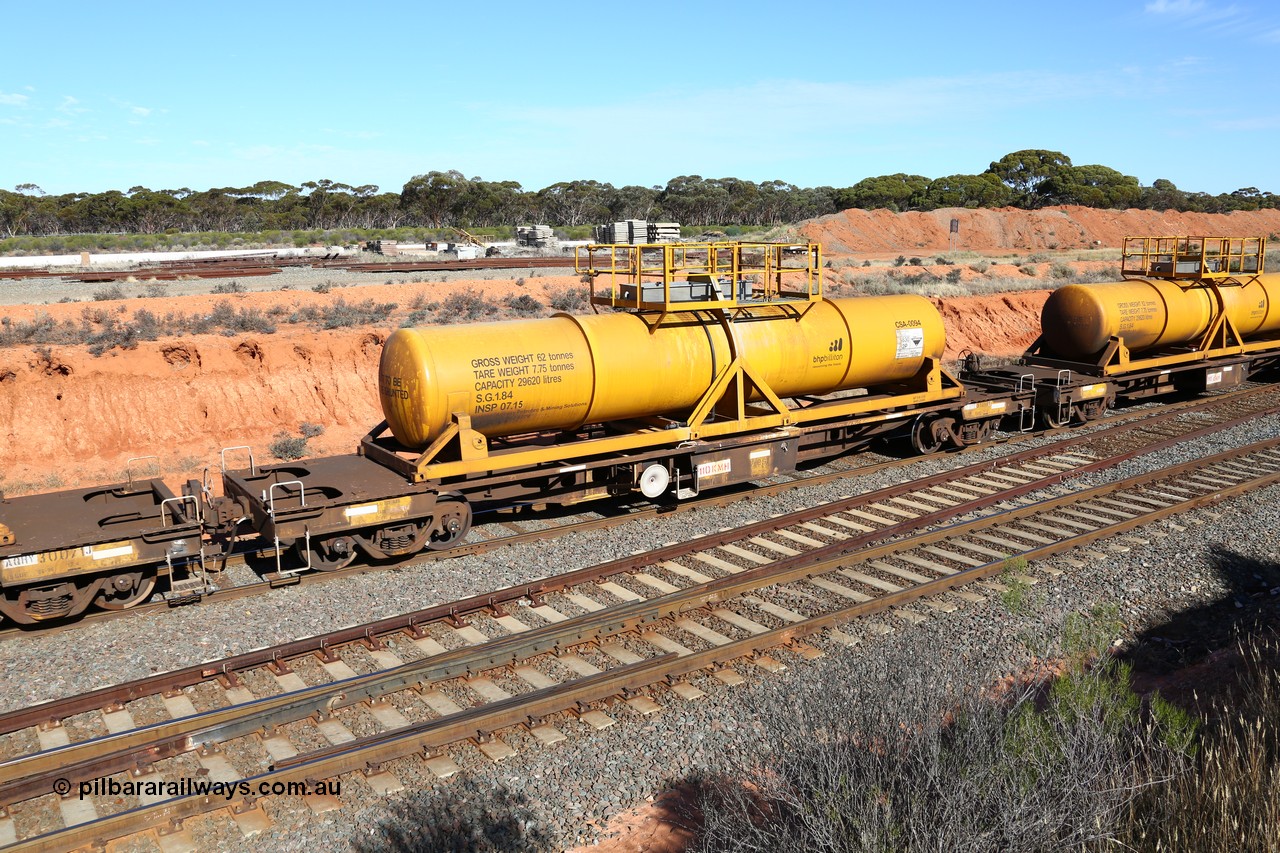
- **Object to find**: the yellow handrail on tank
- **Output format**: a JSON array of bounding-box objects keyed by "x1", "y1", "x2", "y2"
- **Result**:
[
  {"x1": 1121, "y1": 236, "x2": 1266, "y2": 283},
  {"x1": 574, "y1": 241, "x2": 822, "y2": 312}
]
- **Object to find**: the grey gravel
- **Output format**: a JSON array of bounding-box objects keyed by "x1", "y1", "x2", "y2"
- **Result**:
[
  {"x1": 1, "y1": 392, "x2": 1278, "y2": 851},
  {"x1": 0, "y1": 254, "x2": 577, "y2": 308}
]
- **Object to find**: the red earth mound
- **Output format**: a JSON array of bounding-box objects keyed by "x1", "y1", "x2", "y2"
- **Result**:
[
  {"x1": 8, "y1": 203, "x2": 1273, "y2": 495},
  {"x1": 801, "y1": 205, "x2": 1280, "y2": 255},
  {"x1": 0, "y1": 289, "x2": 1047, "y2": 494}
]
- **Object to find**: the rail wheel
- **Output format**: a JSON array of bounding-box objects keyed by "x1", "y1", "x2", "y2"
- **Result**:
[
  {"x1": 94, "y1": 570, "x2": 157, "y2": 611},
  {"x1": 911, "y1": 415, "x2": 951, "y2": 455},
  {"x1": 1080, "y1": 399, "x2": 1108, "y2": 422},
  {"x1": 427, "y1": 496, "x2": 472, "y2": 551},
  {"x1": 300, "y1": 535, "x2": 359, "y2": 572},
  {"x1": 1040, "y1": 405, "x2": 1074, "y2": 430}
]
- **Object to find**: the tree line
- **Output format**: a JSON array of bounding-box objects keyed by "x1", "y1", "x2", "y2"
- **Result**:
[{"x1": 1, "y1": 150, "x2": 1274, "y2": 239}]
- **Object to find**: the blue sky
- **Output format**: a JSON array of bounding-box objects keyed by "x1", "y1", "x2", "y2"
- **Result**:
[{"x1": 2, "y1": 0, "x2": 1277, "y2": 198}]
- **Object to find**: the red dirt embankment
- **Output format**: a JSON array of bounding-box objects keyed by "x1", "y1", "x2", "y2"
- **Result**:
[
  {"x1": 3, "y1": 204, "x2": 1274, "y2": 494},
  {"x1": 0, "y1": 331, "x2": 387, "y2": 490},
  {"x1": 0, "y1": 289, "x2": 1048, "y2": 492},
  {"x1": 801, "y1": 205, "x2": 1280, "y2": 255},
  {"x1": 936, "y1": 291, "x2": 1047, "y2": 358}
]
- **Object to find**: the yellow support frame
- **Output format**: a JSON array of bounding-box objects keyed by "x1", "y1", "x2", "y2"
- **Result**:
[
  {"x1": 361, "y1": 357, "x2": 964, "y2": 482},
  {"x1": 575, "y1": 241, "x2": 823, "y2": 313},
  {"x1": 1121, "y1": 235, "x2": 1266, "y2": 282}
]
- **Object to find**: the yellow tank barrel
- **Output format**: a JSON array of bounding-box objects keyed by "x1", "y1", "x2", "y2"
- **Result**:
[
  {"x1": 379, "y1": 295, "x2": 946, "y2": 449},
  {"x1": 1041, "y1": 273, "x2": 1280, "y2": 359}
]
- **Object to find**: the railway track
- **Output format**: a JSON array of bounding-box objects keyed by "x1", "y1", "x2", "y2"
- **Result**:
[
  {"x1": 1, "y1": 412, "x2": 1279, "y2": 850},
  {"x1": 1, "y1": 253, "x2": 575, "y2": 284},
  {"x1": 4, "y1": 383, "x2": 1279, "y2": 640}
]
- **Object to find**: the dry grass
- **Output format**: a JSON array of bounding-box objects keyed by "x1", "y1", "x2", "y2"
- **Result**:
[
  {"x1": 684, "y1": 612, "x2": 1280, "y2": 853},
  {"x1": 0, "y1": 286, "x2": 563, "y2": 353},
  {"x1": 1116, "y1": 637, "x2": 1280, "y2": 851},
  {"x1": 839, "y1": 264, "x2": 1123, "y2": 298},
  {"x1": 688, "y1": 609, "x2": 1185, "y2": 852}
]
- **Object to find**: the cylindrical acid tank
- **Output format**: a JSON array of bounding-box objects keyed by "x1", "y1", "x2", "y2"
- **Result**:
[
  {"x1": 379, "y1": 295, "x2": 945, "y2": 448},
  {"x1": 1041, "y1": 273, "x2": 1280, "y2": 359}
]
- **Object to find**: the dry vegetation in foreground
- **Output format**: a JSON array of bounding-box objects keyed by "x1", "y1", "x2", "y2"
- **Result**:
[
  {"x1": 826, "y1": 247, "x2": 1280, "y2": 299},
  {"x1": 345, "y1": 600, "x2": 1280, "y2": 852},
  {"x1": 3, "y1": 247, "x2": 1277, "y2": 354},
  {"x1": 0, "y1": 285, "x2": 593, "y2": 356},
  {"x1": 686, "y1": 609, "x2": 1280, "y2": 853},
  {"x1": 829, "y1": 250, "x2": 1122, "y2": 298}
]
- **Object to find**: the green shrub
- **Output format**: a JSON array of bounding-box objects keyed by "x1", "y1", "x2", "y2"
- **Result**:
[
  {"x1": 319, "y1": 298, "x2": 397, "y2": 329},
  {"x1": 268, "y1": 433, "x2": 308, "y2": 461},
  {"x1": 194, "y1": 301, "x2": 276, "y2": 335},
  {"x1": 548, "y1": 287, "x2": 588, "y2": 312},
  {"x1": 692, "y1": 618, "x2": 1199, "y2": 853},
  {"x1": 503, "y1": 293, "x2": 543, "y2": 315},
  {"x1": 353, "y1": 778, "x2": 550, "y2": 853},
  {"x1": 92, "y1": 284, "x2": 127, "y2": 301},
  {"x1": 401, "y1": 308, "x2": 435, "y2": 327},
  {"x1": 440, "y1": 290, "x2": 498, "y2": 322}
]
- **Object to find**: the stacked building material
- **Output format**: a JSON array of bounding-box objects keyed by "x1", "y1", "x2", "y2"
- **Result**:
[
  {"x1": 516, "y1": 225, "x2": 555, "y2": 247},
  {"x1": 591, "y1": 220, "x2": 681, "y2": 244},
  {"x1": 647, "y1": 222, "x2": 680, "y2": 243}
]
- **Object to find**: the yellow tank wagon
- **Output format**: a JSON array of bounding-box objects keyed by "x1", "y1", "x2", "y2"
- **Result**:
[
  {"x1": 1042, "y1": 273, "x2": 1280, "y2": 360},
  {"x1": 1037, "y1": 236, "x2": 1280, "y2": 371},
  {"x1": 999, "y1": 236, "x2": 1280, "y2": 428},
  {"x1": 362, "y1": 242, "x2": 979, "y2": 496},
  {"x1": 379, "y1": 294, "x2": 946, "y2": 448}
]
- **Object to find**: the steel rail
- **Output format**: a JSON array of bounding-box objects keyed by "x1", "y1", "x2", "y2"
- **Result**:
[
  {"x1": 9, "y1": 436, "x2": 1280, "y2": 852},
  {"x1": 1, "y1": 388, "x2": 1276, "y2": 736},
  {"x1": 5, "y1": 383, "x2": 1274, "y2": 641},
  {"x1": 4, "y1": 430, "x2": 1279, "y2": 809}
]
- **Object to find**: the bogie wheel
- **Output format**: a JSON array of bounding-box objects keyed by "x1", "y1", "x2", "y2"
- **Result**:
[
  {"x1": 911, "y1": 416, "x2": 949, "y2": 455},
  {"x1": 0, "y1": 580, "x2": 96, "y2": 624},
  {"x1": 427, "y1": 497, "x2": 473, "y2": 551},
  {"x1": 299, "y1": 536, "x2": 359, "y2": 572},
  {"x1": 1040, "y1": 403, "x2": 1075, "y2": 430},
  {"x1": 94, "y1": 571, "x2": 157, "y2": 610},
  {"x1": 1044, "y1": 409, "x2": 1074, "y2": 429},
  {"x1": 974, "y1": 419, "x2": 994, "y2": 444}
]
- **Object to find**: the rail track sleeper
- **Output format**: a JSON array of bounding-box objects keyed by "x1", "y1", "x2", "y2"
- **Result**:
[
  {"x1": 10, "y1": 432, "x2": 1280, "y2": 845},
  {"x1": 13, "y1": 388, "x2": 1277, "y2": 642}
]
